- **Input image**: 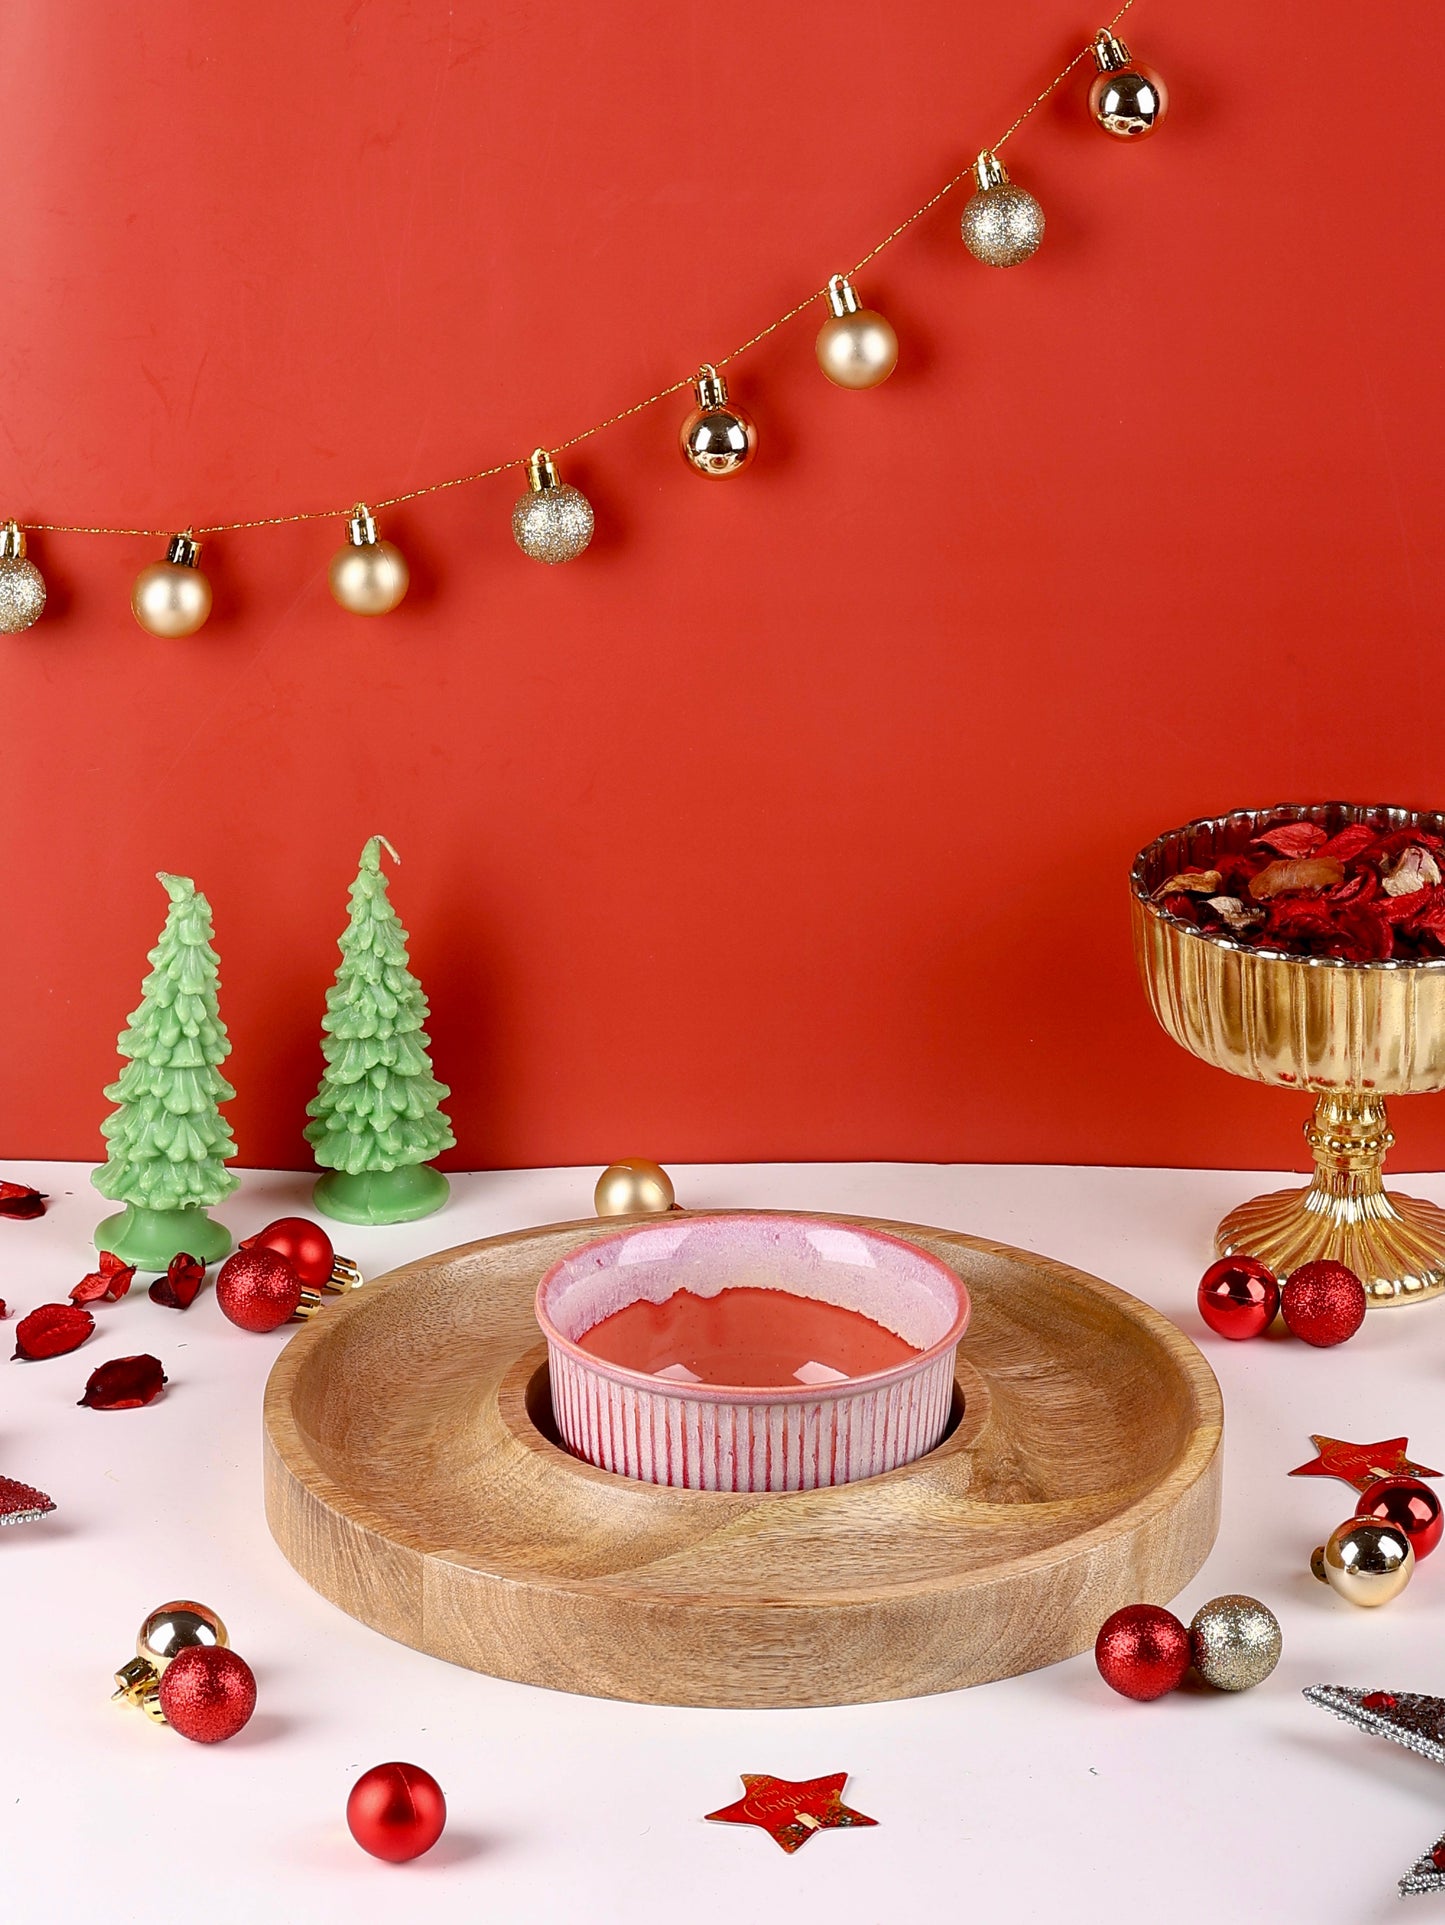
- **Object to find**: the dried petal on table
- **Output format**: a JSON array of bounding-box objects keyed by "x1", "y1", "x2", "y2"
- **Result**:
[
  {"x1": 78, "y1": 1354, "x2": 167, "y2": 1410},
  {"x1": 149, "y1": 1253, "x2": 204, "y2": 1310},
  {"x1": 0, "y1": 1182, "x2": 47, "y2": 1220},
  {"x1": 13, "y1": 1303, "x2": 94, "y2": 1361},
  {"x1": 69, "y1": 1252, "x2": 137, "y2": 1305}
]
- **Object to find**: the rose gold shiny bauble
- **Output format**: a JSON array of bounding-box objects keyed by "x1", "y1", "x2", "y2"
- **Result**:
[
  {"x1": 1089, "y1": 30, "x2": 1167, "y2": 139},
  {"x1": 680, "y1": 366, "x2": 756, "y2": 476},
  {"x1": 594, "y1": 1158, "x2": 676, "y2": 1217},
  {"x1": 1312, "y1": 1518, "x2": 1414, "y2": 1606},
  {"x1": 815, "y1": 274, "x2": 897, "y2": 389},
  {"x1": 132, "y1": 533, "x2": 212, "y2": 637},
  {"x1": 329, "y1": 505, "x2": 409, "y2": 615}
]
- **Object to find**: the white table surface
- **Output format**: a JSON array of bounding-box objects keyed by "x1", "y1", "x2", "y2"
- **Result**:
[{"x1": 2, "y1": 1158, "x2": 1443, "y2": 1924}]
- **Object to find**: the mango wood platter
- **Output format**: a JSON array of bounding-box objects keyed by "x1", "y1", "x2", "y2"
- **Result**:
[{"x1": 262, "y1": 1212, "x2": 1222, "y2": 1708}]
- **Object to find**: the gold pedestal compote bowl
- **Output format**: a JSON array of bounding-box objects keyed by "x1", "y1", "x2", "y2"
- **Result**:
[{"x1": 1131, "y1": 804, "x2": 1445, "y2": 1307}]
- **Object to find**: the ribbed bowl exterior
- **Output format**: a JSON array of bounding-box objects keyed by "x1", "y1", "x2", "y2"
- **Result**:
[
  {"x1": 545, "y1": 1336, "x2": 959, "y2": 1492},
  {"x1": 1130, "y1": 803, "x2": 1445, "y2": 1094}
]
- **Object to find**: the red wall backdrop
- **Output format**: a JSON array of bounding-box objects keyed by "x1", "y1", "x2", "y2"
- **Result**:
[{"x1": 3, "y1": 0, "x2": 1444, "y2": 1174}]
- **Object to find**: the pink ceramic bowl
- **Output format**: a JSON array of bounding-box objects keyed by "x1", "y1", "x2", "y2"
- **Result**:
[{"x1": 535, "y1": 1214, "x2": 970, "y2": 1492}]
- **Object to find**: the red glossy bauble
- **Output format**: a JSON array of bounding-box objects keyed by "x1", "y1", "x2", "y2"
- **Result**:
[
  {"x1": 1280, "y1": 1260, "x2": 1367, "y2": 1347},
  {"x1": 1094, "y1": 1603, "x2": 1190, "y2": 1701},
  {"x1": 241, "y1": 1216, "x2": 336, "y2": 1291},
  {"x1": 347, "y1": 1762, "x2": 447, "y2": 1861},
  {"x1": 216, "y1": 1247, "x2": 302, "y2": 1333},
  {"x1": 157, "y1": 1645, "x2": 257, "y2": 1743},
  {"x1": 1197, "y1": 1257, "x2": 1279, "y2": 1340},
  {"x1": 1357, "y1": 1475, "x2": 1444, "y2": 1560}
]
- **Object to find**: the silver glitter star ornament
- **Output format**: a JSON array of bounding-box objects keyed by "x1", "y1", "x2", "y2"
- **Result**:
[{"x1": 1304, "y1": 1685, "x2": 1445, "y2": 1896}]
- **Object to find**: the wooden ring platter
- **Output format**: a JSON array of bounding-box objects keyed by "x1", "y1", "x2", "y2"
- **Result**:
[{"x1": 263, "y1": 1212, "x2": 1222, "y2": 1708}]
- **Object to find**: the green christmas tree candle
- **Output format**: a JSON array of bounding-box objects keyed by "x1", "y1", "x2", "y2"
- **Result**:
[
  {"x1": 305, "y1": 836, "x2": 454, "y2": 1225},
  {"x1": 92, "y1": 873, "x2": 238, "y2": 1269}
]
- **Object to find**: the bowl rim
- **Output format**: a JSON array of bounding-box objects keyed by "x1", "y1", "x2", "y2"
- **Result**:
[
  {"x1": 534, "y1": 1210, "x2": 971, "y2": 1402},
  {"x1": 1131, "y1": 801, "x2": 1445, "y2": 974}
]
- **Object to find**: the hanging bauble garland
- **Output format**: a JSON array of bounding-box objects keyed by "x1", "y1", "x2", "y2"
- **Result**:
[{"x1": 4, "y1": 11, "x2": 1166, "y2": 624}]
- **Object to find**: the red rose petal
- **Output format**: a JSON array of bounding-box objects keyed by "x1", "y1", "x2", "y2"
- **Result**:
[
  {"x1": 1317, "y1": 824, "x2": 1383, "y2": 864},
  {"x1": 13, "y1": 1303, "x2": 95, "y2": 1361},
  {"x1": 78, "y1": 1354, "x2": 167, "y2": 1410},
  {"x1": 0, "y1": 1183, "x2": 47, "y2": 1221},
  {"x1": 70, "y1": 1252, "x2": 137, "y2": 1305},
  {"x1": 1252, "y1": 822, "x2": 1328, "y2": 859},
  {"x1": 148, "y1": 1253, "x2": 204, "y2": 1310}
]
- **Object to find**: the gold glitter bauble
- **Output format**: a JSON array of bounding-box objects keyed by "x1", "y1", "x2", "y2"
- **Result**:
[
  {"x1": 594, "y1": 1158, "x2": 676, "y2": 1217},
  {"x1": 330, "y1": 505, "x2": 409, "y2": 614},
  {"x1": 960, "y1": 155, "x2": 1044, "y2": 267},
  {"x1": 680, "y1": 366, "x2": 756, "y2": 477},
  {"x1": 815, "y1": 275, "x2": 898, "y2": 389},
  {"x1": 1089, "y1": 31, "x2": 1167, "y2": 139},
  {"x1": 133, "y1": 534, "x2": 212, "y2": 637},
  {"x1": 0, "y1": 522, "x2": 45, "y2": 633},
  {"x1": 1315, "y1": 1518, "x2": 1414, "y2": 1606},
  {"x1": 1188, "y1": 1594, "x2": 1281, "y2": 1691},
  {"x1": 512, "y1": 450, "x2": 594, "y2": 564}
]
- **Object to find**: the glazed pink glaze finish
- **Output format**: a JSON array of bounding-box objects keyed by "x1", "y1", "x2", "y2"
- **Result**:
[{"x1": 535, "y1": 1215, "x2": 969, "y2": 1491}]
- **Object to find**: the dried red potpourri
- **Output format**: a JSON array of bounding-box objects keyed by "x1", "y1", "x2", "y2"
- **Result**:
[
  {"x1": 149, "y1": 1252, "x2": 204, "y2": 1310},
  {"x1": 1154, "y1": 814, "x2": 1445, "y2": 962},
  {"x1": 13, "y1": 1302, "x2": 95, "y2": 1361},
  {"x1": 69, "y1": 1252, "x2": 137, "y2": 1305},
  {"x1": 0, "y1": 1182, "x2": 47, "y2": 1220},
  {"x1": 77, "y1": 1354, "x2": 167, "y2": 1411}
]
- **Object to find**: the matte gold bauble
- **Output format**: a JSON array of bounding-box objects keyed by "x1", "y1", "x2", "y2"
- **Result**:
[
  {"x1": 594, "y1": 1158, "x2": 676, "y2": 1217},
  {"x1": 815, "y1": 275, "x2": 898, "y2": 389},
  {"x1": 0, "y1": 521, "x2": 46, "y2": 633},
  {"x1": 1089, "y1": 30, "x2": 1167, "y2": 139},
  {"x1": 512, "y1": 450, "x2": 594, "y2": 563},
  {"x1": 1313, "y1": 1518, "x2": 1414, "y2": 1606},
  {"x1": 960, "y1": 152, "x2": 1044, "y2": 266},
  {"x1": 112, "y1": 1599, "x2": 229, "y2": 1721},
  {"x1": 680, "y1": 366, "x2": 756, "y2": 477},
  {"x1": 1188, "y1": 1594, "x2": 1281, "y2": 1691},
  {"x1": 329, "y1": 505, "x2": 409, "y2": 614},
  {"x1": 132, "y1": 533, "x2": 213, "y2": 637}
]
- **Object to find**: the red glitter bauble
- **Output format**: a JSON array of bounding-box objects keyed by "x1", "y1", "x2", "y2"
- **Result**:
[
  {"x1": 1197, "y1": 1257, "x2": 1279, "y2": 1340},
  {"x1": 1280, "y1": 1261, "x2": 1367, "y2": 1347},
  {"x1": 157, "y1": 1645, "x2": 257, "y2": 1743},
  {"x1": 1357, "y1": 1475, "x2": 1444, "y2": 1560},
  {"x1": 241, "y1": 1217, "x2": 335, "y2": 1291},
  {"x1": 347, "y1": 1762, "x2": 447, "y2": 1862},
  {"x1": 1094, "y1": 1604, "x2": 1190, "y2": 1701},
  {"x1": 216, "y1": 1247, "x2": 302, "y2": 1333}
]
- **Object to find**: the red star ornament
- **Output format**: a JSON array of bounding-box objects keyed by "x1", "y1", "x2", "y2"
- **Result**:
[
  {"x1": 0, "y1": 1476, "x2": 55, "y2": 1525},
  {"x1": 705, "y1": 1773, "x2": 877, "y2": 1853},
  {"x1": 1289, "y1": 1435, "x2": 1441, "y2": 1494}
]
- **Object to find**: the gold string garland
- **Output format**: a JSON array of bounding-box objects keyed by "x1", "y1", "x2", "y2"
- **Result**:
[{"x1": 11, "y1": 7, "x2": 1157, "y2": 588}]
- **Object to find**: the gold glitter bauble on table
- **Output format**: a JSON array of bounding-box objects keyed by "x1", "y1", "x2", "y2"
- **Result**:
[
  {"x1": 594, "y1": 1157, "x2": 676, "y2": 1217},
  {"x1": 815, "y1": 274, "x2": 898, "y2": 389},
  {"x1": 132, "y1": 532, "x2": 213, "y2": 637},
  {"x1": 0, "y1": 521, "x2": 46, "y2": 633},
  {"x1": 1089, "y1": 29, "x2": 1167, "y2": 139},
  {"x1": 1188, "y1": 1594, "x2": 1281, "y2": 1690},
  {"x1": 329, "y1": 504, "x2": 409, "y2": 614},
  {"x1": 959, "y1": 152, "x2": 1044, "y2": 267},
  {"x1": 1312, "y1": 1518, "x2": 1415, "y2": 1606},
  {"x1": 679, "y1": 366, "x2": 756, "y2": 477},
  {"x1": 512, "y1": 450, "x2": 594, "y2": 564}
]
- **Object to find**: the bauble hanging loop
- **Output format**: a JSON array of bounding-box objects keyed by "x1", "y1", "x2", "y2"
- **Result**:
[
  {"x1": 1089, "y1": 29, "x2": 1167, "y2": 139},
  {"x1": 960, "y1": 152, "x2": 1045, "y2": 266},
  {"x1": 815, "y1": 276, "x2": 898, "y2": 389},
  {"x1": 330, "y1": 504, "x2": 409, "y2": 615},
  {"x1": 680, "y1": 366, "x2": 757, "y2": 477},
  {"x1": 512, "y1": 451, "x2": 595, "y2": 563},
  {"x1": 0, "y1": 521, "x2": 46, "y2": 633},
  {"x1": 132, "y1": 532, "x2": 213, "y2": 637},
  {"x1": 112, "y1": 1599, "x2": 229, "y2": 1722}
]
